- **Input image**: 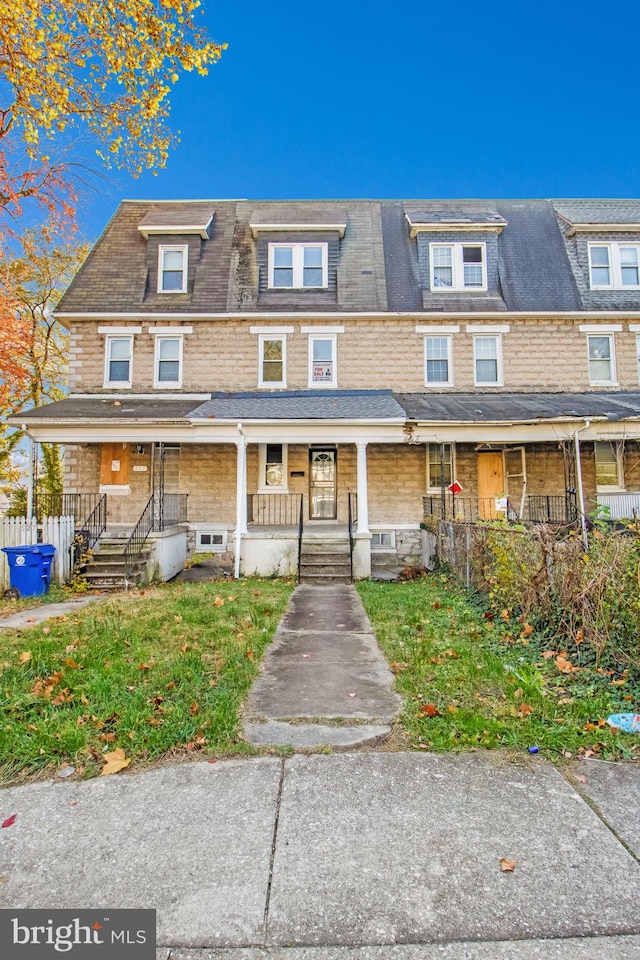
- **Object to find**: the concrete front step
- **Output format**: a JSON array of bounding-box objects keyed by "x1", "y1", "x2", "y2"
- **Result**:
[{"x1": 244, "y1": 721, "x2": 392, "y2": 748}]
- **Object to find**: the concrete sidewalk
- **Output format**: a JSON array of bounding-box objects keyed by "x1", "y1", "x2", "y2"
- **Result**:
[
  {"x1": 0, "y1": 594, "x2": 104, "y2": 629},
  {"x1": 1, "y1": 753, "x2": 639, "y2": 958}
]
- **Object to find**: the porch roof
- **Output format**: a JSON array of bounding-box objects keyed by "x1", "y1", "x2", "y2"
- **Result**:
[
  {"x1": 395, "y1": 391, "x2": 640, "y2": 424},
  {"x1": 191, "y1": 390, "x2": 407, "y2": 421},
  {"x1": 14, "y1": 397, "x2": 203, "y2": 423}
]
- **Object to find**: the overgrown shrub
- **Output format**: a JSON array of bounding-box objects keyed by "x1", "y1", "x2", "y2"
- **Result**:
[{"x1": 439, "y1": 520, "x2": 640, "y2": 671}]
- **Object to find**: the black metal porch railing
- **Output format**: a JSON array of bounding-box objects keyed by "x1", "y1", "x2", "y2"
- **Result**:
[
  {"x1": 347, "y1": 492, "x2": 358, "y2": 582},
  {"x1": 522, "y1": 495, "x2": 578, "y2": 524},
  {"x1": 423, "y1": 495, "x2": 514, "y2": 523},
  {"x1": 247, "y1": 493, "x2": 303, "y2": 526},
  {"x1": 34, "y1": 492, "x2": 103, "y2": 524},
  {"x1": 423, "y1": 494, "x2": 578, "y2": 525},
  {"x1": 124, "y1": 495, "x2": 155, "y2": 582},
  {"x1": 156, "y1": 493, "x2": 189, "y2": 529}
]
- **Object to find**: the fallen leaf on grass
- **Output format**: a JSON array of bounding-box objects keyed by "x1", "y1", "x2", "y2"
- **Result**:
[
  {"x1": 541, "y1": 651, "x2": 556, "y2": 659},
  {"x1": 42, "y1": 627, "x2": 50, "y2": 635},
  {"x1": 100, "y1": 748, "x2": 131, "y2": 776},
  {"x1": 246, "y1": 649, "x2": 254, "y2": 661},
  {"x1": 521, "y1": 622, "x2": 534, "y2": 636},
  {"x1": 99, "y1": 732, "x2": 116, "y2": 742},
  {"x1": 190, "y1": 701, "x2": 199, "y2": 715},
  {"x1": 517, "y1": 702, "x2": 534, "y2": 718},
  {"x1": 2, "y1": 815, "x2": 17, "y2": 828},
  {"x1": 420, "y1": 703, "x2": 441, "y2": 717},
  {"x1": 500, "y1": 858, "x2": 517, "y2": 872},
  {"x1": 390, "y1": 661, "x2": 408, "y2": 673},
  {"x1": 174, "y1": 614, "x2": 183, "y2": 623},
  {"x1": 555, "y1": 655, "x2": 575, "y2": 674},
  {"x1": 19, "y1": 651, "x2": 32, "y2": 664},
  {"x1": 180, "y1": 643, "x2": 189, "y2": 653},
  {"x1": 213, "y1": 596, "x2": 224, "y2": 607},
  {"x1": 611, "y1": 679, "x2": 627, "y2": 687}
]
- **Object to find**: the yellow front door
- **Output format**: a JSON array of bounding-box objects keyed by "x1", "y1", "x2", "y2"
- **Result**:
[{"x1": 477, "y1": 452, "x2": 504, "y2": 519}]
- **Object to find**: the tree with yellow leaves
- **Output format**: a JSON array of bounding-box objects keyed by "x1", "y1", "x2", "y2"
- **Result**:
[{"x1": 0, "y1": 0, "x2": 225, "y2": 222}]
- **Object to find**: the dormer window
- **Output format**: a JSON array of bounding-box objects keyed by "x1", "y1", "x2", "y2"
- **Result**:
[
  {"x1": 268, "y1": 243, "x2": 328, "y2": 289},
  {"x1": 589, "y1": 243, "x2": 640, "y2": 289},
  {"x1": 430, "y1": 243, "x2": 486, "y2": 291},
  {"x1": 158, "y1": 245, "x2": 188, "y2": 293}
]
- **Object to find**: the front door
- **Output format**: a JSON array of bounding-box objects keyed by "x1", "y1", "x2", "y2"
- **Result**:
[
  {"x1": 477, "y1": 452, "x2": 504, "y2": 519},
  {"x1": 309, "y1": 449, "x2": 337, "y2": 519}
]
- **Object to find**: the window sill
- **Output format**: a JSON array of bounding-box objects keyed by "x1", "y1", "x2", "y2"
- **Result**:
[
  {"x1": 103, "y1": 382, "x2": 132, "y2": 389},
  {"x1": 99, "y1": 484, "x2": 130, "y2": 495},
  {"x1": 257, "y1": 487, "x2": 290, "y2": 495}
]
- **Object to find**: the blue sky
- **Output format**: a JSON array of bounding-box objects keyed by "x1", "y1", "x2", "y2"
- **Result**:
[{"x1": 79, "y1": 0, "x2": 640, "y2": 240}]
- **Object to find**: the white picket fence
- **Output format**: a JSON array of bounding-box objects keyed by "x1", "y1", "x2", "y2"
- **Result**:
[{"x1": 0, "y1": 516, "x2": 75, "y2": 594}]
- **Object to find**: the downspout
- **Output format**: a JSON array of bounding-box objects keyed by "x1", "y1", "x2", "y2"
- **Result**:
[
  {"x1": 574, "y1": 420, "x2": 591, "y2": 551},
  {"x1": 234, "y1": 422, "x2": 246, "y2": 580}
]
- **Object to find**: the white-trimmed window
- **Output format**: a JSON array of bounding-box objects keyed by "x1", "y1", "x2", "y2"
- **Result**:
[
  {"x1": 371, "y1": 531, "x2": 396, "y2": 550},
  {"x1": 595, "y1": 441, "x2": 624, "y2": 490},
  {"x1": 158, "y1": 245, "x2": 188, "y2": 293},
  {"x1": 426, "y1": 443, "x2": 455, "y2": 492},
  {"x1": 258, "y1": 443, "x2": 288, "y2": 492},
  {"x1": 259, "y1": 335, "x2": 286, "y2": 387},
  {"x1": 589, "y1": 243, "x2": 640, "y2": 289},
  {"x1": 104, "y1": 335, "x2": 133, "y2": 387},
  {"x1": 430, "y1": 243, "x2": 486, "y2": 291},
  {"x1": 195, "y1": 529, "x2": 227, "y2": 552},
  {"x1": 154, "y1": 335, "x2": 183, "y2": 388},
  {"x1": 425, "y1": 335, "x2": 453, "y2": 385},
  {"x1": 474, "y1": 334, "x2": 502, "y2": 385},
  {"x1": 268, "y1": 243, "x2": 328, "y2": 289},
  {"x1": 587, "y1": 334, "x2": 616, "y2": 385},
  {"x1": 308, "y1": 334, "x2": 337, "y2": 387}
]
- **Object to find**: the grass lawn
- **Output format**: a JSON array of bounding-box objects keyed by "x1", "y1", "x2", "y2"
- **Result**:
[
  {"x1": 357, "y1": 576, "x2": 639, "y2": 762},
  {"x1": 0, "y1": 578, "x2": 293, "y2": 783}
]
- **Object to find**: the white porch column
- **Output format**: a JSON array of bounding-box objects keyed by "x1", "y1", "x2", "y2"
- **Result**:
[
  {"x1": 234, "y1": 429, "x2": 248, "y2": 579},
  {"x1": 355, "y1": 441, "x2": 370, "y2": 535},
  {"x1": 26, "y1": 436, "x2": 37, "y2": 521}
]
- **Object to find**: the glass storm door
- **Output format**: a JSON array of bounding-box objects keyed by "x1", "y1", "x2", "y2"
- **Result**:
[{"x1": 309, "y1": 449, "x2": 337, "y2": 519}]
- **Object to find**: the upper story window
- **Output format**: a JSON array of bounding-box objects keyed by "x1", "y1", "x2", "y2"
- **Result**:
[
  {"x1": 268, "y1": 243, "x2": 328, "y2": 289},
  {"x1": 426, "y1": 443, "x2": 455, "y2": 492},
  {"x1": 430, "y1": 243, "x2": 486, "y2": 291},
  {"x1": 588, "y1": 243, "x2": 640, "y2": 289},
  {"x1": 595, "y1": 441, "x2": 624, "y2": 490},
  {"x1": 308, "y1": 334, "x2": 337, "y2": 388},
  {"x1": 587, "y1": 334, "x2": 616, "y2": 385},
  {"x1": 154, "y1": 335, "x2": 183, "y2": 388},
  {"x1": 259, "y1": 335, "x2": 286, "y2": 387},
  {"x1": 425, "y1": 335, "x2": 453, "y2": 386},
  {"x1": 158, "y1": 244, "x2": 188, "y2": 293},
  {"x1": 104, "y1": 335, "x2": 133, "y2": 388},
  {"x1": 473, "y1": 334, "x2": 502, "y2": 385}
]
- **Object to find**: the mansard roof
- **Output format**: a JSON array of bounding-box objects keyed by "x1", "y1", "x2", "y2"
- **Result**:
[{"x1": 56, "y1": 198, "x2": 640, "y2": 317}]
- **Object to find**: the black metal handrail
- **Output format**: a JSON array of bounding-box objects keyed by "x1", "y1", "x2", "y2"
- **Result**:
[
  {"x1": 124, "y1": 495, "x2": 155, "y2": 583},
  {"x1": 297, "y1": 494, "x2": 304, "y2": 583},
  {"x1": 76, "y1": 493, "x2": 107, "y2": 553},
  {"x1": 247, "y1": 493, "x2": 303, "y2": 526},
  {"x1": 348, "y1": 492, "x2": 357, "y2": 582}
]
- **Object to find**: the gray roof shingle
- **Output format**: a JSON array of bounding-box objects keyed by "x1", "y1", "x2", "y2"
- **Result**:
[
  {"x1": 395, "y1": 391, "x2": 640, "y2": 423},
  {"x1": 15, "y1": 398, "x2": 202, "y2": 422},
  {"x1": 192, "y1": 390, "x2": 406, "y2": 421}
]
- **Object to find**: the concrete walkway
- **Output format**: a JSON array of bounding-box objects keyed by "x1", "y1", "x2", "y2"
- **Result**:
[
  {"x1": 0, "y1": 753, "x2": 638, "y2": 958},
  {"x1": 243, "y1": 585, "x2": 401, "y2": 748},
  {"x1": 0, "y1": 594, "x2": 104, "y2": 629}
]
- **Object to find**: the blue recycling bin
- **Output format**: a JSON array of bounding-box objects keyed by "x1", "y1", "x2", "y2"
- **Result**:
[{"x1": 2, "y1": 543, "x2": 56, "y2": 598}]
